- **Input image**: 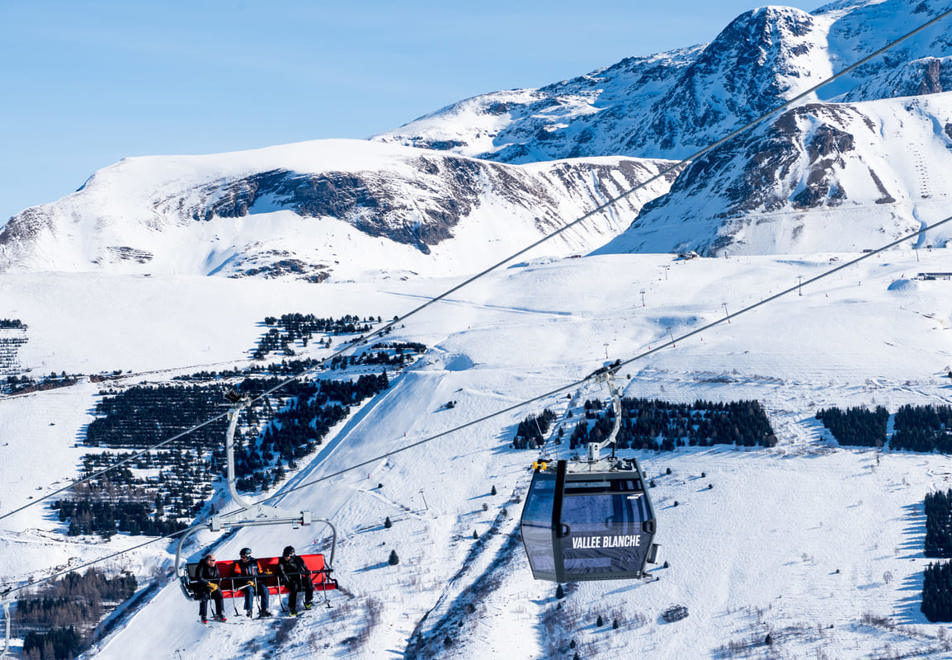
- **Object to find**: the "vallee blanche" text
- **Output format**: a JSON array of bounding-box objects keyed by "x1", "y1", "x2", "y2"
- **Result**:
[{"x1": 571, "y1": 534, "x2": 641, "y2": 549}]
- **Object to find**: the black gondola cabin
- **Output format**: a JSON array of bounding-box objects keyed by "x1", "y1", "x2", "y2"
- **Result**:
[{"x1": 520, "y1": 459, "x2": 657, "y2": 582}]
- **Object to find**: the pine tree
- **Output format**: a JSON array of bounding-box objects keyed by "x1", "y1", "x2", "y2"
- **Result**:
[
  {"x1": 384, "y1": 516, "x2": 392, "y2": 529},
  {"x1": 556, "y1": 584, "x2": 565, "y2": 599},
  {"x1": 389, "y1": 549, "x2": 399, "y2": 565}
]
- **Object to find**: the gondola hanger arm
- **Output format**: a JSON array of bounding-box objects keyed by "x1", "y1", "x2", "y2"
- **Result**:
[{"x1": 587, "y1": 366, "x2": 623, "y2": 462}]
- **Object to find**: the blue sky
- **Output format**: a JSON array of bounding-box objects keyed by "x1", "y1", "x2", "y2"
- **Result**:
[{"x1": 0, "y1": 1, "x2": 823, "y2": 223}]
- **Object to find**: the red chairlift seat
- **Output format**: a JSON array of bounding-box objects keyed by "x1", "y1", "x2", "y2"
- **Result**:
[{"x1": 182, "y1": 553, "x2": 337, "y2": 600}]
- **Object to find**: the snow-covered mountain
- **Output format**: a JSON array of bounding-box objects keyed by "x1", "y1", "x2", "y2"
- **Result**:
[
  {"x1": 4, "y1": 3, "x2": 952, "y2": 657},
  {"x1": 375, "y1": 0, "x2": 952, "y2": 164},
  {"x1": 597, "y1": 93, "x2": 952, "y2": 255},
  {"x1": 4, "y1": 0, "x2": 951, "y2": 278},
  {"x1": 0, "y1": 140, "x2": 677, "y2": 281}
]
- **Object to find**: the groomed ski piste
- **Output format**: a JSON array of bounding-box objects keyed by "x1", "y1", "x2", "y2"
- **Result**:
[{"x1": 2, "y1": 241, "x2": 952, "y2": 658}]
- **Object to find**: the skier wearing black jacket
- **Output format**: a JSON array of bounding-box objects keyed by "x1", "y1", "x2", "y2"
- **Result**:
[
  {"x1": 195, "y1": 553, "x2": 226, "y2": 623},
  {"x1": 277, "y1": 545, "x2": 313, "y2": 616},
  {"x1": 234, "y1": 547, "x2": 272, "y2": 617}
]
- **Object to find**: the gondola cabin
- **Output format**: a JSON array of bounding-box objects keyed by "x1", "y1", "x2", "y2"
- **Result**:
[{"x1": 520, "y1": 459, "x2": 658, "y2": 582}]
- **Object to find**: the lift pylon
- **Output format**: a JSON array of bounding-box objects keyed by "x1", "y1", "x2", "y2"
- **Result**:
[{"x1": 1, "y1": 593, "x2": 12, "y2": 659}]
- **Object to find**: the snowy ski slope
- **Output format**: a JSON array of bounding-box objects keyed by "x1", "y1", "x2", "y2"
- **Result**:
[{"x1": 1, "y1": 240, "x2": 952, "y2": 658}]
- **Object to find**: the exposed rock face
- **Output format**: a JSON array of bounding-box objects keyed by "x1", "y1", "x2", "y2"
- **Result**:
[
  {"x1": 596, "y1": 93, "x2": 952, "y2": 256},
  {"x1": 841, "y1": 56, "x2": 952, "y2": 101},
  {"x1": 180, "y1": 161, "x2": 486, "y2": 254},
  {"x1": 638, "y1": 8, "x2": 821, "y2": 153},
  {"x1": 0, "y1": 141, "x2": 680, "y2": 278},
  {"x1": 378, "y1": 7, "x2": 829, "y2": 163},
  {"x1": 161, "y1": 156, "x2": 678, "y2": 255}
]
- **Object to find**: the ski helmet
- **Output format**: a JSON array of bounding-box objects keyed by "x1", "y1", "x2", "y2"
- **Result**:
[
  {"x1": 283, "y1": 545, "x2": 295, "y2": 557},
  {"x1": 240, "y1": 547, "x2": 252, "y2": 558}
]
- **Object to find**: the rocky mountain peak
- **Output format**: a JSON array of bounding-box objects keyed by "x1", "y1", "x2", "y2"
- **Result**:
[{"x1": 642, "y1": 6, "x2": 826, "y2": 153}]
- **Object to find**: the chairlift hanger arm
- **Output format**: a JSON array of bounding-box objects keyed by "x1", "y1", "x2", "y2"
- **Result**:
[
  {"x1": 174, "y1": 391, "x2": 336, "y2": 599},
  {"x1": 220, "y1": 394, "x2": 311, "y2": 522},
  {"x1": 224, "y1": 396, "x2": 255, "y2": 510}
]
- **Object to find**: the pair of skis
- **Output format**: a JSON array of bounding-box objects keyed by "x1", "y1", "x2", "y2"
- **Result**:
[{"x1": 200, "y1": 608, "x2": 306, "y2": 624}]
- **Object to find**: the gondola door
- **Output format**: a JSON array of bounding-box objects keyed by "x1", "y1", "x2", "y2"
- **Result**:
[{"x1": 557, "y1": 464, "x2": 654, "y2": 581}]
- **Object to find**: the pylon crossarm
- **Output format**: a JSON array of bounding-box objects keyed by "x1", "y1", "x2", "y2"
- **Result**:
[{"x1": 208, "y1": 507, "x2": 311, "y2": 531}]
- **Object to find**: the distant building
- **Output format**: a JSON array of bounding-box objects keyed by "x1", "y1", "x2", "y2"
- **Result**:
[{"x1": 917, "y1": 272, "x2": 952, "y2": 280}]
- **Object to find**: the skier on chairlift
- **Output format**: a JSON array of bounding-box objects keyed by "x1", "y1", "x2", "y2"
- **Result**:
[
  {"x1": 195, "y1": 553, "x2": 226, "y2": 623},
  {"x1": 277, "y1": 545, "x2": 313, "y2": 616},
  {"x1": 235, "y1": 547, "x2": 272, "y2": 618}
]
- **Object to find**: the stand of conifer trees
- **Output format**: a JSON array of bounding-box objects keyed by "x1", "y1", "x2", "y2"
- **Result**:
[
  {"x1": 921, "y1": 490, "x2": 952, "y2": 621},
  {"x1": 58, "y1": 370, "x2": 395, "y2": 538},
  {"x1": 513, "y1": 409, "x2": 557, "y2": 449},
  {"x1": 922, "y1": 562, "x2": 952, "y2": 622},
  {"x1": 815, "y1": 404, "x2": 952, "y2": 452},
  {"x1": 815, "y1": 406, "x2": 888, "y2": 447},
  {"x1": 531, "y1": 397, "x2": 776, "y2": 452},
  {"x1": 925, "y1": 490, "x2": 952, "y2": 558},
  {"x1": 18, "y1": 569, "x2": 137, "y2": 660},
  {"x1": 253, "y1": 313, "x2": 379, "y2": 359},
  {"x1": 892, "y1": 404, "x2": 952, "y2": 452}
]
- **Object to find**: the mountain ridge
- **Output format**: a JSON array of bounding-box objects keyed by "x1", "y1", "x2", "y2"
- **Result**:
[
  {"x1": 4, "y1": 0, "x2": 952, "y2": 276},
  {"x1": 0, "y1": 139, "x2": 679, "y2": 279},
  {"x1": 376, "y1": 0, "x2": 952, "y2": 164}
]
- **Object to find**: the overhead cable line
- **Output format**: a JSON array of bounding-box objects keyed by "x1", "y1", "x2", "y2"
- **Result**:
[
  {"x1": 259, "y1": 213, "x2": 952, "y2": 502},
  {"x1": 5, "y1": 212, "x2": 950, "y2": 600},
  {"x1": 1, "y1": 6, "x2": 949, "y2": 523}
]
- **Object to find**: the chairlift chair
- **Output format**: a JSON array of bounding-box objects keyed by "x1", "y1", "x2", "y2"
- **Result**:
[
  {"x1": 520, "y1": 370, "x2": 659, "y2": 582},
  {"x1": 179, "y1": 553, "x2": 337, "y2": 612},
  {"x1": 175, "y1": 392, "x2": 338, "y2": 600}
]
